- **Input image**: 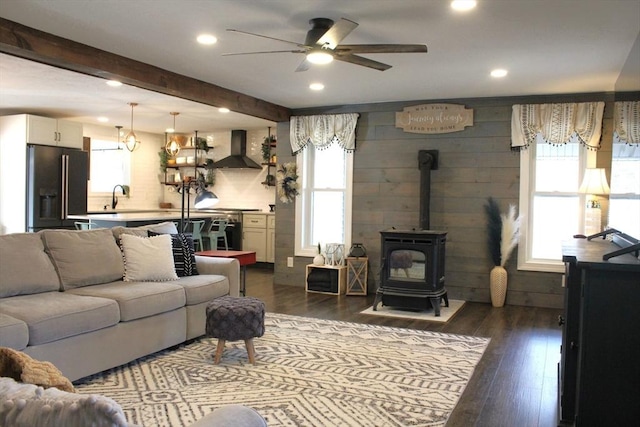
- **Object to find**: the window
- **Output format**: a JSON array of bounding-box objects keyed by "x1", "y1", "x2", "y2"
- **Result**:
[
  {"x1": 295, "y1": 143, "x2": 353, "y2": 257},
  {"x1": 609, "y1": 142, "x2": 640, "y2": 238},
  {"x1": 89, "y1": 139, "x2": 131, "y2": 193},
  {"x1": 518, "y1": 134, "x2": 595, "y2": 272}
]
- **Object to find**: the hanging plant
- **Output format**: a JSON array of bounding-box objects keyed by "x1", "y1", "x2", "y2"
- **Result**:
[
  {"x1": 276, "y1": 162, "x2": 299, "y2": 203},
  {"x1": 262, "y1": 135, "x2": 276, "y2": 162},
  {"x1": 158, "y1": 149, "x2": 169, "y2": 172}
]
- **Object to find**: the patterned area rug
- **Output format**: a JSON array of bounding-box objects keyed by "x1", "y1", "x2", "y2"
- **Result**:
[{"x1": 75, "y1": 313, "x2": 490, "y2": 427}]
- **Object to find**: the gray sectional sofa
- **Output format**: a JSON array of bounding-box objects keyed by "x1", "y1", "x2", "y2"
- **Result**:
[{"x1": 0, "y1": 222, "x2": 240, "y2": 382}]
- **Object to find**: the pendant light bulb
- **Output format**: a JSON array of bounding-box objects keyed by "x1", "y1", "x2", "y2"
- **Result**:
[
  {"x1": 124, "y1": 103, "x2": 140, "y2": 152},
  {"x1": 165, "y1": 112, "x2": 181, "y2": 156}
]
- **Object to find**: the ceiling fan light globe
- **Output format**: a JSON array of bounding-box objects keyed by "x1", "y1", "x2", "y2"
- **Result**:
[{"x1": 307, "y1": 51, "x2": 333, "y2": 65}]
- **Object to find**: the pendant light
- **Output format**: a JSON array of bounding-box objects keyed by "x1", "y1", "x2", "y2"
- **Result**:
[
  {"x1": 115, "y1": 125, "x2": 123, "y2": 150},
  {"x1": 165, "y1": 112, "x2": 181, "y2": 156},
  {"x1": 123, "y1": 102, "x2": 140, "y2": 152}
]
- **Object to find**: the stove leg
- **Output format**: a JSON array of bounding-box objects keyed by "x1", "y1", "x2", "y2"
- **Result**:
[
  {"x1": 429, "y1": 296, "x2": 442, "y2": 316},
  {"x1": 373, "y1": 292, "x2": 383, "y2": 311}
]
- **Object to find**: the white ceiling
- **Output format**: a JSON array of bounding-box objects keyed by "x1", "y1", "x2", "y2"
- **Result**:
[{"x1": 1, "y1": 0, "x2": 639, "y2": 135}]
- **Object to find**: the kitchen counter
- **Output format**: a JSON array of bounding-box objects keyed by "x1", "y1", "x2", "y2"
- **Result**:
[
  {"x1": 71, "y1": 208, "x2": 267, "y2": 229},
  {"x1": 69, "y1": 212, "x2": 223, "y2": 228}
]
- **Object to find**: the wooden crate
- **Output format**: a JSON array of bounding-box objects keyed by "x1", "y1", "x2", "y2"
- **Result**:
[{"x1": 346, "y1": 257, "x2": 368, "y2": 296}]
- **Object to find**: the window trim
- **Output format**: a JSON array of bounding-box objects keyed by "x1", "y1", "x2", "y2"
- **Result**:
[{"x1": 294, "y1": 146, "x2": 353, "y2": 257}]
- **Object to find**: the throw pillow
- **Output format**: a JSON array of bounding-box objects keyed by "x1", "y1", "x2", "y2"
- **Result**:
[
  {"x1": 0, "y1": 377, "x2": 127, "y2": 427},
  {"x1": 119, "y1": 234, "x2": 178, "y2": 282},
  {"x1": 0, "y1": 347, "x2": 74, "y2": 393},
  {"x1": 148, "y1": 231, "x2": 199, "y2": 277}
]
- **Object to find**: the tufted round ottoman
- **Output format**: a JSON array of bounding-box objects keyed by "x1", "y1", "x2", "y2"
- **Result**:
[{"x1": 205, "y1": 296, "x2": 265, "y2": 365}]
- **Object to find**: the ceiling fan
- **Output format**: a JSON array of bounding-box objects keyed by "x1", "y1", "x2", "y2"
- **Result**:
[{"x1": 224, "y1": 17, "x2": 428, "y2": 72}]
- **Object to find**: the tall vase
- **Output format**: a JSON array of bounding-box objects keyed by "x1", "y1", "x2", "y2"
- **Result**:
[{"x1": 490, "y1": 266, "x2": 508, "y2": 307}]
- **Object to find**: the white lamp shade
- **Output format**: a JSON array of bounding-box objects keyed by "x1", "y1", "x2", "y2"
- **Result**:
[{"x1": 579, "y1": 168, "x2": 610, "y2": 195}]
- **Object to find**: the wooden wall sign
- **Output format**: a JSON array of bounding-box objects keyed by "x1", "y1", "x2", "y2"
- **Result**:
[{"x1": 396, "y1": 104, "x2": 473, "y2": 134}]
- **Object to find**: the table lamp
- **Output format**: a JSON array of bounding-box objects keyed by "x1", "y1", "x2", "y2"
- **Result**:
[{"x1": 578, "y1": 168, "x2": 610, "y2": 236}]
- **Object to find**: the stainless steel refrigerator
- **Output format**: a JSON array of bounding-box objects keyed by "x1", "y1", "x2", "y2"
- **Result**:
[{"x1": 26, "y1": 144, "x2": 88, "y2": 231}]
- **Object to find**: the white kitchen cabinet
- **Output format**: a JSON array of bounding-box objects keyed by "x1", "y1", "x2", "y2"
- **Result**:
[
  {"x1": 242, "y1": 213, "x2": 275, "y2": 263},
  {"x1": 26, "y1": 115, "x2": 83, "y2": 149},
  {"x1": 266, "y1": 214, "x2": 276, "y2": 263}
]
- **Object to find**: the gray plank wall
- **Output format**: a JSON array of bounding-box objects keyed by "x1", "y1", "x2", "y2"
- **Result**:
[{"x1": 273, "y1": 93, "x2": 616, "y2": 309}]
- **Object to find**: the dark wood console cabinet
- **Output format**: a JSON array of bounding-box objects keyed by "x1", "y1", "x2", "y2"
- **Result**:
[{"x1": 559, "y1": 238, "x2": 640, "y2": 426}]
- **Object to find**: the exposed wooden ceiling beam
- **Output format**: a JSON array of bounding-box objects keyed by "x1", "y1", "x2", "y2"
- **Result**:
[{"x1": 0, "y1": 18, "x2": 291, "y2": 123}]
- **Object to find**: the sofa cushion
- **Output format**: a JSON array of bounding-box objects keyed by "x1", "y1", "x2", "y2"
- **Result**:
[
  {"x1": 176, "y1": 275, "x2": 229, "y2": 305},
  {"x1": 0, "y1": 377, "x2": 127, "y2": 427},
  {"x1": 41, "y1": 229, "x2": 124, "y2": 290},
  {"x1": 0, "y1": 233, "x2": 60, "y2": 297},
  {"x1": 149, "y1": 231, "x2": 199, "y2": 277},
  {"x1": 0, "y1": 314, "x2": 29, "y2": 351},
  {"x1": 0, "y1": 293, "x2": 120, "y2": 346},
  {"x1": 67, "y1": 281, "x2": 186, "y2": 322},
  {"x1": 120, "y1": 234, "x2": 178, "y2": 282}
]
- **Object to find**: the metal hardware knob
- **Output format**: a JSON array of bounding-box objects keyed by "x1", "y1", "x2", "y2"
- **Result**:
[{"x1": 558, "y1": 315, "x2": 565, "y2": 326}]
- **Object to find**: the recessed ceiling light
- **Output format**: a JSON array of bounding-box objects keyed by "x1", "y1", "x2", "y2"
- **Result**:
[
  {"x1": 106, "y1": 80, "x2": 122, "y2": 87},
  {"x1": 309, "y1": 83, "x2": 325, "y2": 91},
  {"x1": 97, "y1": 116, "x2": 109, "y2": 123},
  {"x1": 451, "y1": 0, "x2": 477, "y2": 11},
  {"x1": 490, "y1": 68, "x2": 508, "y2": 78},
  {"x1": 197, "y1": 34, "x2": 218, "y2": 45},
  {"x1": 218, "y1": 107, "x2": 230, "y2": 113}
]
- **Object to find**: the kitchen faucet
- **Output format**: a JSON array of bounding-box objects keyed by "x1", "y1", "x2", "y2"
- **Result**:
[{"x1": 111, "y1": 185, "x2": 127, "y2": 209}]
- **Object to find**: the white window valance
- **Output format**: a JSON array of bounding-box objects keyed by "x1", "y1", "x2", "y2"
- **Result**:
[
  {"x1": 290, "y1": 113, "x2": 359, "y2": 155},
  {"x1": 613, "y1": 101, "x2": 640, "y2": 146},
  {"x1": 511, "y1": 102, "x2": 605, "y2": 151}
]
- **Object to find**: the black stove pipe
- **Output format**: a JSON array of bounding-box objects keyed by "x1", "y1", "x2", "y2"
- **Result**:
[{"x1": 418, "y1": 150, "x2": 439, "y2": 230}]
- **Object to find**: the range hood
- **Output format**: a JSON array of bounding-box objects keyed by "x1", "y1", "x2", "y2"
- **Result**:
[{"x1": 214, "y1": 130, "x2": 262, "y2": 169}]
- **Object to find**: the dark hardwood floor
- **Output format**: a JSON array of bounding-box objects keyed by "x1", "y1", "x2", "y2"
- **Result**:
[{"x1": 245, "y1": 265, "x2": 563, "y2": 427}]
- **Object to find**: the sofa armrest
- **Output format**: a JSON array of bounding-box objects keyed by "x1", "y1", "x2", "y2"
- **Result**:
[{"x1": 195, "y1": 256, "x2": 240, "y2": 297}]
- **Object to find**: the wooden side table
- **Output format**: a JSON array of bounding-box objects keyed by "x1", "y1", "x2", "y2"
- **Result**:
[
  {"x1": 346, "y1": 257, "x2": 368, "y2": 295},
  {"x1": 196, "y1": 250, "x2": 257, "y2": 296},
  {"x1": 305, "y1": 264, "x2": 346, "y2": 295}
]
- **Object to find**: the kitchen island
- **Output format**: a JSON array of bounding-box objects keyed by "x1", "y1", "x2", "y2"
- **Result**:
[{"x1": 68, "y1": 211, "x2": 222, "y2": 228}]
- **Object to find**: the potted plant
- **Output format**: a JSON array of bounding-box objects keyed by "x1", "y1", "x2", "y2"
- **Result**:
[{"x1": 484, "y1": 197, "x2": 521, "y2": 307}]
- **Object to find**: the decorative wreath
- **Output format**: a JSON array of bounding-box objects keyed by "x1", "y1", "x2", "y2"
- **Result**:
[{"x1": 276, "y1": 162, "x2": 299, "y2": 204}]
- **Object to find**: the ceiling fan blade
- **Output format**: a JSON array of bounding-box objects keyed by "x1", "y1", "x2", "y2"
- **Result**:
[
  {"x1": 316, "y1": 18, "x2": 358, "y2": 49},
  {"x1": 227, "y1": 28, "x2": 309, "y2": 49},
  {"x1": 222, "y1": 50, "x2": 306, "y2": 56},
  {"x1": 336, "y1": 44, "x2": 428, "y2": 54},
  {"x1": 334, "y1": 54, "x2": 392, "y2": 71},
  {"x1": 295, "y1": 58, "x2": 310, "y2": 72}
]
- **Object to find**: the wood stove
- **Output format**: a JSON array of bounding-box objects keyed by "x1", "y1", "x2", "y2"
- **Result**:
[
  {"x1": 373, "y1": 150, "x2": 448, "y2": 316},
  {"x1": 374, "y1": 229, "x2": 448, "y2": 315}
]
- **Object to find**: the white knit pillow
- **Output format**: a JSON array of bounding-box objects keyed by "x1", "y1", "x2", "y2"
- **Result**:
[
  {"x1": 120, "y1": 233, "x2": 178, "y2": 282},
  {"x1": 0, "y1": 377, "x2": 128, "y2": 427}
]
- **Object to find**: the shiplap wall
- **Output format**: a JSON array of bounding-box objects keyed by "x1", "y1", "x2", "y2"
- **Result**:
[{"x1": 273, "y1": 93, "x2": 617, "y2": 309}]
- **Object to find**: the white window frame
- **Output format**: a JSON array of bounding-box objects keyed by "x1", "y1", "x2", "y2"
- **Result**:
[
  {"x1": 294, "y1": 145, "x2": 353, "y2": 257},
  {"x1": 517, "y1": 136, "x2": 596, "y2": 272}
]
